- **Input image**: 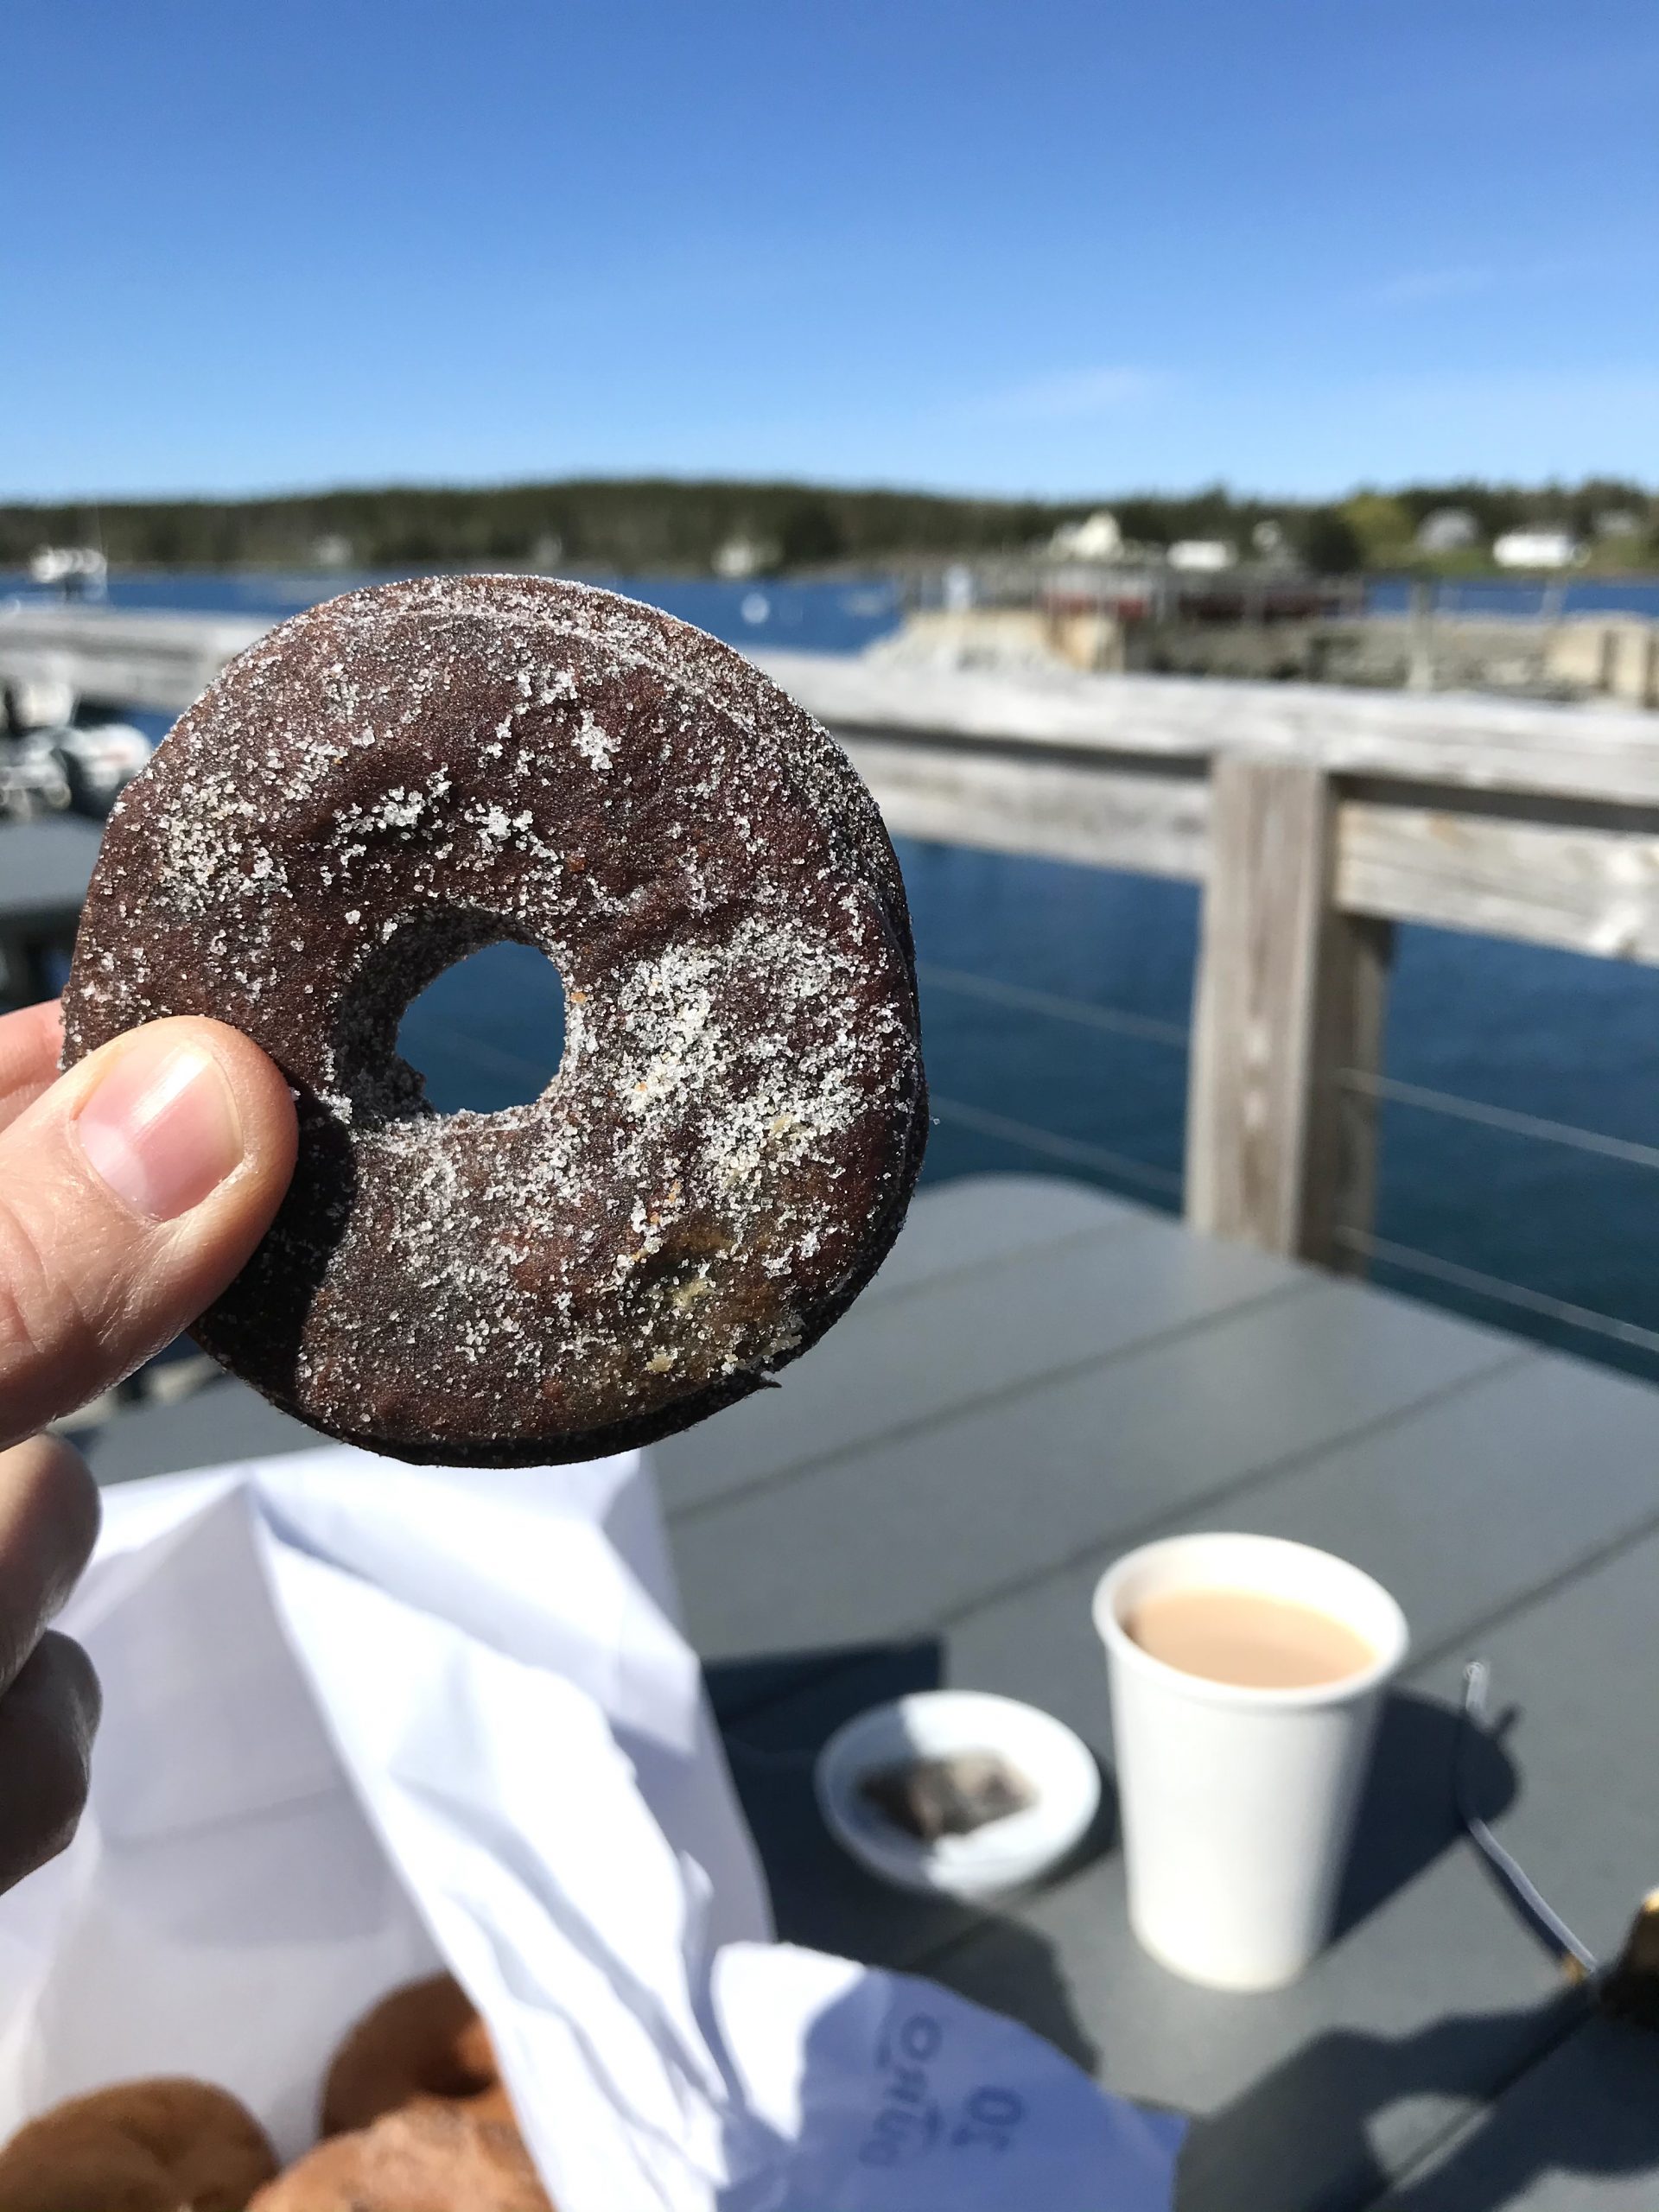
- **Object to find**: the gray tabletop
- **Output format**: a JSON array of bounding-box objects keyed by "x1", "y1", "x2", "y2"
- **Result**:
[
  {"x1": 0, "y1": 818, "x2": 103, "y2": 927},
  {"x1": 78, "y1": 1173, "x2": 1659, "y2": 2209},
  {"x1": 0, "y1": 818, "x2": 103, "y2": 1000}
]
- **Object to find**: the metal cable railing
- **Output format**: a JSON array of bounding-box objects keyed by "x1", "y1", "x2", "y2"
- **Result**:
[
  {"x1": 1338, "y1": 1068, "x2": 1659, "y2": 1175},
  {"x1": 918, "y1": 963, "x2": 1659, "y2": 1363},
  {"x1": 929, "y1": 1096, "x2": 1181, "y2": 1197},
  {"x1": 1330, "y1": 1067, "x2": 1659, "y2": 1357},
  {"x1": 917, "y1": 962, "x2": 1189, "y2": 1049},
  {"x1": 1332, "y1": 1228, "x2": 1659, "y2": 1360},
  {"x1": 917, "y1": 965, "x2": 1188, "y2": 1197}
]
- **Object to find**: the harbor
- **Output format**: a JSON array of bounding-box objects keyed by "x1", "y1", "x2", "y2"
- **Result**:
[{"x1": 10, "y1": 560, "x2": 1659, "y2": 711}]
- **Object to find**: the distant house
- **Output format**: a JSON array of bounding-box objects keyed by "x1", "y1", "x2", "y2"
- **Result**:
[
  {"x1": 1415, "y1": 508, "x2": 1478, "y2": 555},
  {"x1": 1594, "y1": 510, "x2": 1643, "y2": 541},
  {"x1": 1048, "y1": 510, "x2": 1123, "y2": 562},
  {"x1": 713, "y1": 534, "x2": 774, "y2": 579},
  {"x1": 1492, "y1": 528, "x2": 1582, "y2": 570},
  {"x1": 1167, "y1": 539, "x2": 1236, "y2": 573}
]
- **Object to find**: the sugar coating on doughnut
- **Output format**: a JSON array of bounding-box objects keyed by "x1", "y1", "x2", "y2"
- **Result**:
[{"x1": 63, "y1": 577, "x2": 927, "y2": 1464}]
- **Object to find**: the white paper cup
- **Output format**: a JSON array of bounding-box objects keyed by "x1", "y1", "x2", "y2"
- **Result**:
[{"x1": 1093, "y1": 1533, "x2": 1408, "y2": 1992}]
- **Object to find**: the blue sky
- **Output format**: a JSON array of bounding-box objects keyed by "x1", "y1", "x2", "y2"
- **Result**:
[{"x1": 10, "y1": 1, "x2": 1657, "y2": 501}]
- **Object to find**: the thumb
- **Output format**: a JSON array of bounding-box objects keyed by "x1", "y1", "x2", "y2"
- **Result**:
[{"x1": 0, "y1": 1019, "x2": 297, "y2": 1445}]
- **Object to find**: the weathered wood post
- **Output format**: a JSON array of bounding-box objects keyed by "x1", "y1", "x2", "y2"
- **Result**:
[
  {"x1": 1185, "y1": 754, "x2": 1392, "y2": 1268},
  {"x1": 1405, "y1": 578, "x2": 1434, "y2": 693}
]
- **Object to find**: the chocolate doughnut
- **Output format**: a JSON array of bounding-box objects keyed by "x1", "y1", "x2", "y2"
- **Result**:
[
  {"x1": 0, "y1": 2078, "x2": 278, "y2": 2212},
  {"x1": 321, "y1": 1974, "x2": 506, "y2": 2137},
  {"x1": 63, "y1": 577, "x2": 927, "y2": 1465},
  {"x1": 248, "y1": 2105, "x2": 550, "y2": 2212}
]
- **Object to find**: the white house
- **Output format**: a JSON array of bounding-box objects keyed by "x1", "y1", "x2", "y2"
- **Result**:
[
  {"x1": 714, "y1": 534, "x2": 774, "y2": 579},
  {"x1": 1492, "y1": 528, "x2": 1582, "y2": 570},
  {"x1": 1415, "y1": 508, "x2": 1478, "y2": 555},
  {"x1": 1167, "y1": 539, "x2": 1236, "y2": 573},
  {"x1": 1048, "y1": 510, "x2": 1123, "y2": 562}
]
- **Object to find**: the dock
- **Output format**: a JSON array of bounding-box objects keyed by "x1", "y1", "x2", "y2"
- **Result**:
[{"x1": 72, "y1": 1171, "x2": 1659, "y2": 2211}]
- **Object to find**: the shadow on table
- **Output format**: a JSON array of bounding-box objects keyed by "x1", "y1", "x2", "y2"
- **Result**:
[
  {"x1": 1174, "y1": 1993, "x2": 1595, "y2": 2211},
  {"x1": 1179, "y1": 1687, "x2": 1648, "y2": 2209},
  {"x1": 707, "y1": 1635, "x2": 1106, "y2": 2077},
  {"x1": 1175, "y1": 1996, "x2": 1659, "y2": 2210},
  {"x1": 1332, "y1": 1683, "x2": 1518, "y2": 1941},
  {"x1": 1378, "y1": 2012, "x2": 1659, "y2": 2209}
]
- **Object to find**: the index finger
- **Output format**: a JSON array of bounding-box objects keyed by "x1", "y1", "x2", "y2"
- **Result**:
[
  {"x1": 0, "y1": 1436, "x2": 99, "y2": 1695},
  {"x1": 0, "y1": 1002, "x2": 63, "y2": 1135}
]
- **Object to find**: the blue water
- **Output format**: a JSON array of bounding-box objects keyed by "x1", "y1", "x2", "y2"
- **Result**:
[
  {"x1": 1366, "y1": 575, "x2": 1659, "y2": 618},
  {"x1": 16, "y1": 563, "x2": 1659, "y2": 626},
  {"x1": 11, "y1": 569, "x2": 906, "y2": 657},
  {"x1": 18, "y1": 568, "x2": 1659, "y2": 1379},
  {"x1": 899, "y1": 852, "x2": 1659, "y2": 1379}
]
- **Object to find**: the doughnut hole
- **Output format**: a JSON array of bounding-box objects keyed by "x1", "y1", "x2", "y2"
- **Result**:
[
  {"x1": 332, "y1": 906, "x2": 569, "y2": 1122},
  {"x1": 397, "y1": 943, "x2": 568, "y2": 1115}
]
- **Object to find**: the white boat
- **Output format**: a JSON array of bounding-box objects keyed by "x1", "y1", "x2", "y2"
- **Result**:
[
  {"x1": 0, "y1": 730, "x2": 72, "y2": 821},
  {"x1": 27, "y1": 545, "x2": 109, "y2": 597},
  {"x1": 0, "y1": 721, "x2": 149, "y2": 823},
  {"x1": 53, "y1": 720, "x2": 152, "y2": 813}
]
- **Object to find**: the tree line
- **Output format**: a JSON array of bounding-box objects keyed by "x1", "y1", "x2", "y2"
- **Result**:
[{"x1": 3, "y1": 474, "x2": 1654, "y2": 575}]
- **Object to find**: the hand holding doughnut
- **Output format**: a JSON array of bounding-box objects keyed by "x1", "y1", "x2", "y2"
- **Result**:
[{"x1": 0, "y1": 1001, "x2": 295, "y2": 1896}]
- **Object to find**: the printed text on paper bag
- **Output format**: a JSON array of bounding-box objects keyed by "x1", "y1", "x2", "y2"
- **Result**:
[{"x1": 858, "y1": 2011, "x2": 1027, "y2": 2169}]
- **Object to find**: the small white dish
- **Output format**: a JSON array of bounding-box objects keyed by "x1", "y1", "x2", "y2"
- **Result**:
[{"x1": 814, "y1": 1689, "x2": 1101, "y2": 1899}]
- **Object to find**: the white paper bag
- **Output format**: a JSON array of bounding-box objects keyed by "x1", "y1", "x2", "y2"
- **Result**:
[{"x1": 0, "y1": 1446, "x2": 1181, "y2": 2209}]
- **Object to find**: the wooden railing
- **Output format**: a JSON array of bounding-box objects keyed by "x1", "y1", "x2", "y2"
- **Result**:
[{"x1": 755, "y1": 651, "x2": 1659, "y2": 1274}]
